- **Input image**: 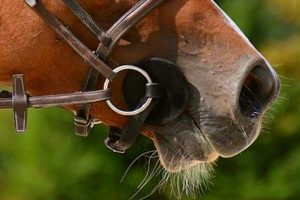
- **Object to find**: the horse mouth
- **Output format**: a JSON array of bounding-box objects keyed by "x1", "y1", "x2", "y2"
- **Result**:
[
  {"x1": 148, "y1": 84, "x2": 219, "y2": 172},
  {"x1": 148, "y1": 84, "x2": 260, "y2": 173},
  {"x1": 151, "y1": 113, "x2": 219, "y2": 172}
]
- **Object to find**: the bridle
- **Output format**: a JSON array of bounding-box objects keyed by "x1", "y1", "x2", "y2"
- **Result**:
[{"x1": 0, "y1": 0, "x2": 189, "y2": 153}]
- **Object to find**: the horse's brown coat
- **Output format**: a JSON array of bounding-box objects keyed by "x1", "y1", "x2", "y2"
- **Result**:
[
  {"x1": 0, "y1": 0, "x2": 279, "y2": 171},
  {"x1": 0, "y1": 0, "x2": 255, "y2": 126}
]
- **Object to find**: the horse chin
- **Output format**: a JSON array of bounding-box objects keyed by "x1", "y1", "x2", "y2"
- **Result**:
[{"x1": 150, "y1": 113, "x2": 219, "y2": 173}]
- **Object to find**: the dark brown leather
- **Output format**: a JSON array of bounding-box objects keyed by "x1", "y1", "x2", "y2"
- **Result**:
[
  {"x1": 0, "y1": 89, "x2": 111, "y2": 108},
  {"x1": 145, "y1": 83, "x2": 163, "y2": 98},
  {"x1": 0, "y1": 74, "x2": 111, "y2": 133},
  {"x1": 102, "y1": 0, "x2": 166, "y2": 57},
  {"x1": 0, "y1": 89, "x2": 111, "y2": 109},
  {"x1": 29, "y1": 90, "x2": 111, "y2": 107},
  {"x1": 105, "y1": 99, "x2": 159, "y2": 153},
  {"x1": 62, "y1": 0, "x2": 111, "y2": 46},
  {"x1": 25, "y1": 0, "x2": 116, "y2": 81}
]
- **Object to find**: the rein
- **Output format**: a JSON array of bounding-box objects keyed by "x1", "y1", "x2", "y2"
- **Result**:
[{"x1": 0, "y1": 0, "x2": 187, "y2": 153}]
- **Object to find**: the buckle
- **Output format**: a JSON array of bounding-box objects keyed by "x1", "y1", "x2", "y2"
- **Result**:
[
  {"x1": 104, "y1": 127, "x2": 125, "y2": 154},
  {"x1": 74, "y1": 116, "x2": 93, "y2": 137}
]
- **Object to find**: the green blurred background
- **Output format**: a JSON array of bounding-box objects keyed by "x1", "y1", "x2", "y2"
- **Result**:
[{"x1": 1, "y1": 0, "x2": 300, "y2": 199}]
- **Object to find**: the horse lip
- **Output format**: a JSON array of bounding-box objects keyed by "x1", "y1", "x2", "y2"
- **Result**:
[
  {"x1": 187, "y1": 111, "x2": 219, "y2": 158},
  {"x1": 149, "y1": 112, "x2": 220, "y2": 172},
  {"x1": 200, "y1": 114, "x2": 260, "y2": 158},
  {"x1": 152, "y1": 133, "x2": 216, "y2": 172},
  {"x1": 185, "y1": 88, "x2": 257, "y2": 158}
]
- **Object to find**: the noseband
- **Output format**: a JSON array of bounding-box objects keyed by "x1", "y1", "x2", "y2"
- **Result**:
[{"x1": 0, "y1": 0, "x2": 189, "y2": 153}]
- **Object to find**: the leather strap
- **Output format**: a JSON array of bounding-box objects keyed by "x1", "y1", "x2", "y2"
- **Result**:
[
  {"x1": 145, "y1": 83, "x2": 162, "y2": 98},
  {"x1": 105, "y1": 100, "x2": 159, "y2": 153},
  {"x1": 101, "y1": 0, "x2": 166, "y2": 57},
  {"x1": 73, "y1": 68, "x2": 101, "y2": 136},
  {"x1": 24, "y1": 0, "x2": 116, "y2": 81},
  {"x1": 0, "y1": 74, "x2": 111, "y2": 133},
  {"x1": 62, "y1": 0, "x2": 111, "y2": 46},
  {"x1": 0, "y1": 89, "x2": 111, "y2": 108}
]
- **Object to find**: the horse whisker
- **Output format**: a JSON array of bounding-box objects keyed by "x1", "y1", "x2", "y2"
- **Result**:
[
  {"x1": 137, "y1": 151, "x2": 159, "y2": 189},
  {"x1": 121, "y1": 150, "x2": 156, "y2": 183},
  {"x1": 138, "y1": 178, "x2": 166, "y2": 200},
  {"x1": 130, "y1": 159, "x2": 162, "y2": 200}
]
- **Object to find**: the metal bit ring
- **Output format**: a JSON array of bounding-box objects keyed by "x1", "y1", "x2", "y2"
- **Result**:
[{"x1": 103, "y1": 65, "x2": 152, "y2": 116}]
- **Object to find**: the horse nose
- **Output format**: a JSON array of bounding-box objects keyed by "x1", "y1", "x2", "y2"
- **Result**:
[{"x1": 239, "y1": 60, "x2": 280, "y2": 118}]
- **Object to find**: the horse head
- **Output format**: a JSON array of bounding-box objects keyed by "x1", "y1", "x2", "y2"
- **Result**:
[
  {"x1": 0, "y1": 0, "x2": 280, "y2": 174},
  {"x1": 105, "y1": 0, "x2": 280, "y2": 172}
]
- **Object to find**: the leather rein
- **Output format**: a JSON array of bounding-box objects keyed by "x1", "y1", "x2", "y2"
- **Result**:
[{"x1": 0, "y1": 0, "x2": 168, "y2": 153}]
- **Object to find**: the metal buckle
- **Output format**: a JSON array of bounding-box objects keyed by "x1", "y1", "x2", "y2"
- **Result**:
[
  {"x1": 104, "y1": 127, "x2": 125, "y2": 154},
  {"x1": 104, "y1": 138, "x2": 126, "y2": 154},
  {"x1": 103, "y1": 65, "x2": 153, "y2": 116},
  {"x1": 74, "y1": 116, "x2": 102, "y2": 137},
  {"x1": 74, "y1": 116, "x2": 92, "y2": 137}
]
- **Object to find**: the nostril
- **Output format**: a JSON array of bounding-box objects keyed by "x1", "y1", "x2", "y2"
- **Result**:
[{"x1": 239, "y1": 63, "x2": 279, "y2": 118}]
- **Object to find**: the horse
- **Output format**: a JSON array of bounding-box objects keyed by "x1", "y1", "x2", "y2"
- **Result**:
[{"x1": 0, "y1": 0, "x2": 280, "y2": 190}]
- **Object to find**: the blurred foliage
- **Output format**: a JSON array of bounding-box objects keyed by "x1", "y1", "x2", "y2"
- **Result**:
[{"x1": 0, "y1": 0, "x2": 300, "y2": 199}]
